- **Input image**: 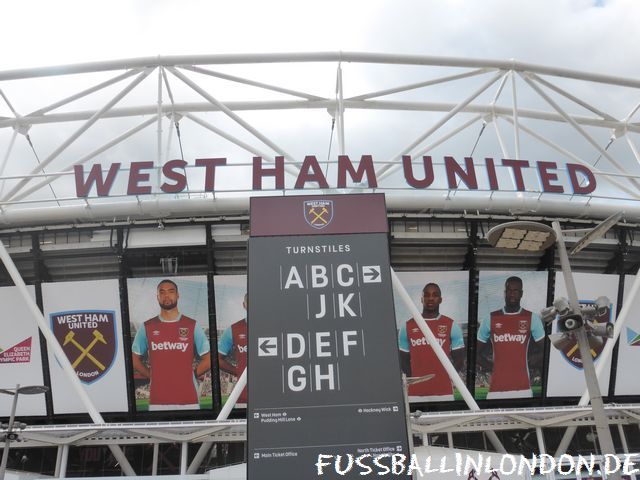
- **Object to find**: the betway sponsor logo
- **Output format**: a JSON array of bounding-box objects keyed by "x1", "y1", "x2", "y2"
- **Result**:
[
  {"x1": 151, "y1": 341, "x2": 188, "y2": 352},
  {"x1": 410, "y1": 337, "x2": 446, "y2": 347},
  {"x1": 493, "y1": 333, "x2": 527, "y2": 344}
]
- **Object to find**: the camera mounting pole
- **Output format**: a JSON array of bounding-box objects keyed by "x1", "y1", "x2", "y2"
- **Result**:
[{"x1": 552, "y1": 221, "x2": 619, "y2": 477}]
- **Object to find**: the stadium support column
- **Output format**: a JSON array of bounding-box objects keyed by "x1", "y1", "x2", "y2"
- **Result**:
[
  {"x1": 552, "y1": 221, "x2": 620, "y2": 480},
  {"x1": 464, "y1": 221, "x2": 479, "y2": 394},
  {"x1": 205, "y1": 223, "x2": 222, "y2": 413},
  {"x1": 617, "y1": 425, "x2": 637, "y2": 480},
  {"x1": 535, "y1": 428, "x2": 555, "y2": 480},
  {"x1": 117, "y1": 227, "x2": 137, "y2": 417},
  {"x1": 0, "y1": 240, "x2": 137, "y2": 477},
  {"x1": 31, "y1": 233, "x2": 55, "y2": 419}
]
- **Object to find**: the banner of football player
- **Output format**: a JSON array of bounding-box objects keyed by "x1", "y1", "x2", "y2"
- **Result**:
[
  {"x1": 394, "y1": 271, "x2": 468, "y2": 403},
  {"x1": 547, "y1": 272, "x2": 619, "y2": 397},
  {"x1": 42, "y1": 280, "x2": 128, "y2": 414},
  {"x1": 213, "y1": 274, "x2": 247, "y2": 408},
  {"x1": 614, "y1": 274, "x2": 640, "y2": 396},
  {"x1": 475, "y1": 271, "x2": 548, "y2": 400},
  {"x1": 0, "y1": 285, "x2": 47, "y2": 416},
  {"x1": 127, "y1": 275, "x2": 212, "y2": 412}
]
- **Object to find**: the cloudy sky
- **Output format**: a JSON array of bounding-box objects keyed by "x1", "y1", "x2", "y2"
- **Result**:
[
  {"x1": 3, "y1": 0, "x2": 638, "y2": 74},
  {"x1": 1, "y1": 0, "x2": 639, "y2": 218}
]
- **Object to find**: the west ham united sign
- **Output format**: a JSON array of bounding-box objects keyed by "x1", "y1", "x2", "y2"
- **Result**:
[{"x1": 50, "y1": 310, "x2": 117, "y2": 384}]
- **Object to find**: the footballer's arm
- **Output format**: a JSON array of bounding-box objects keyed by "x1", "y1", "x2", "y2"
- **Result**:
[
  {"x1": 132, "y1": 353, "x2": 151, "y2": 379},
  {"x1": 195, "y1": 352, "x2": 211, "y2": 378},
  {"x1": 218, "y1": 353, "x2": 239, "y2": 377}
]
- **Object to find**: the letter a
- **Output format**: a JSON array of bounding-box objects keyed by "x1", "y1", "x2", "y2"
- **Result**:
[{"x1": 284, "y1": 266, "x2": 304, "y2": 289}]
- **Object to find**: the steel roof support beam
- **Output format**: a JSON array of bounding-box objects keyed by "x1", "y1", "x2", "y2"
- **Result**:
[
  {"x1": 3, "y1": 99, "x2": 638, "y2": 132},
  {"x1": 531, "y1": 73, "x2": 617, "y2": 122},
  {"x1": 1, "y1": 69, "x2": 152, "y2": 203},
  {"x1": 3, "y1": 52, "x2": 640, "y2": 89},
  {"x1": 156, "y1": 68, "x2": 164, "y2": 190},
  {"x1": 182, "y1": 65, "x2": 325, "y2": 101},
  {"x1": 336, "y1": 63, "x2": 345, "y2": 155},
  {"x1": 511, "y1": 70, "x2": 521, "y2": 160},
  {"x1": 501, "y1": 116, "x2": 640, "y2": 199},
  {"x1": 521, "y1": 72, "x2": 640, "y2": 190},
  {"x1": 0, "y1": 130, "x2": 17, "y2": 196},
  {"x1": 168, "y1": 67, "x2": 299, "y2": 168},
  {"x1": 626, "y1": 134, "x2": 640, "y2": 168},
  {"x1": 7, "y1": 116, "x2": 159, "y2": 204},
  {"x1": 184, "y1": 113, "x2": 299, "y2": 178},
  {"x1": 26, "y1": 69, "x2": 143, "y2": 118},
  {"x1": 377, "y1": 114, "x2": 483, "y2": 182},
  {"x1": 493, "y1": 117, "x2": 510, "y2": 158},
  {"x1": 376, "y1": 71, "x2": 504, "y2": 179},
  {"x1": 348, "y1": 68, "x2": 490, "y2": 101}
]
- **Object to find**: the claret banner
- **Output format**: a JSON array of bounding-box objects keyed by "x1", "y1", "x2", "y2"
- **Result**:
[
  {"x1": 127, "y1": 275, "x2": 212, "y2": 412},
  {"x1": 393, "y1": 271, "x2": 469, "y2": 403},
  {"x1": 475, "y1": 271, "x2": 548, "y2": 400}
]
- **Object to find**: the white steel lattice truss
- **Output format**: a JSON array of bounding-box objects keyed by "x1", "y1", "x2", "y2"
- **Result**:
[{"x1": 0, "y1": 53, "x2": 639, "y2": 226}]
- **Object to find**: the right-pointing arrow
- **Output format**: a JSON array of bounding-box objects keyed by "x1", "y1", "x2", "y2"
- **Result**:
[{"x1": 362, "y1": 265, "x2": 382, "y2": 283}]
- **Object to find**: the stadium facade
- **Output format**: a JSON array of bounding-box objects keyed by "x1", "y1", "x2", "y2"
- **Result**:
[{"x1": 0, "y1": 53, "x2": 639, "y2": 479}]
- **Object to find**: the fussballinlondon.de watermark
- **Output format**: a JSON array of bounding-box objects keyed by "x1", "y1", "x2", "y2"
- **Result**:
[{"x1": 315, "y1": 452, "x2": 640, "y2": 477}]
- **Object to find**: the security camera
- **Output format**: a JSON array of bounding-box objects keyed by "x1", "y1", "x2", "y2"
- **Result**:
[
  {"x1": 540, "y1": 306, "x2": 557, "y2": 323},
  {"x1": 587, "y1": 321, "x2": 614, "y2": 339},
  {"x1": 558, "y1": 313, "x2": 584, "y2": 332},
  {"x1": 553, "y1": 297, "x2": 572, "y2": 317},
  {"x1": 594, "y1": 296, "x2": 610, "y2": 316}
]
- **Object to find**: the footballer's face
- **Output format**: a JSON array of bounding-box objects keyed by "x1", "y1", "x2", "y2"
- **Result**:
[
  {"x1": 157, "y1": 282, "x2": 179, "y2": 311},
  {"x1": 421, "y1": 285, "x2": 442, "y2": 313},
  {"x1": 504, "y1": 280, "x2": 523, "y2": 309}
]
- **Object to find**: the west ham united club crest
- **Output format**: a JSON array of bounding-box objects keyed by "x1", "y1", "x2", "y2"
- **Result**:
[
  {"x1": 303, "y1": 200, "x2": 334, "y2": 229},
  {"x1": 51, "y1": 310, "x2": 117, "y2": 384},
  {"x1": 179, "y1": 327, "x2": 189, "y2": 340}
]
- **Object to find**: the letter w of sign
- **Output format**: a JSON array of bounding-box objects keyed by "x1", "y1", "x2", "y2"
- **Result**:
[{"x1": 63, "y1": 330, "x2": 107, "y2": 370}]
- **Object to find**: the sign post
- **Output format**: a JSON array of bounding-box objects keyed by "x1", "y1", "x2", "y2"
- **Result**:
[{"x1": 247, "y1": 194, "x2": 410, "y2": 479}]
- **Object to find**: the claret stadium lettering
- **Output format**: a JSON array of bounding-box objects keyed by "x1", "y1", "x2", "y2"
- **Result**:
[{"x1": 74, "y1": 155, "x2": 597, "y2": 197}]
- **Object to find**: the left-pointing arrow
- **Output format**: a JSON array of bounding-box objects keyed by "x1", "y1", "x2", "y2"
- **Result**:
[{"x1": 257, "y1": 337, "x2": 278, "y2": 356}]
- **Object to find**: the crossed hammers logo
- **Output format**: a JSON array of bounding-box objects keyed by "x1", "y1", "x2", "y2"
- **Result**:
[
  {"x1": 63, "y1": 330, "x2": 107, "y2": 371},
  {"x1": 308, "y1": 206, "x2": 329, "y2": 225}
]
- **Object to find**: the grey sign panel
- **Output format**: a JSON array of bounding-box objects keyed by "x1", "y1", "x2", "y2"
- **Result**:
[{"x1": 247, "y1": 233, "x2": 409, "y2": 479}]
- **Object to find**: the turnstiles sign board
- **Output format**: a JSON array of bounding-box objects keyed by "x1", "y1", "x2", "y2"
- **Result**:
[{"x1": 247, "y1": 194, "x2": 410, "y2": 479}]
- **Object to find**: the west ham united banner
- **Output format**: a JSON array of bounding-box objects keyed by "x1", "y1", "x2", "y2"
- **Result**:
[
  {"x1": 43, "y1": 280, "x2": 128, "y2": 414},
  {"x1": 127, "y1": 276, "x2": 212, "y2": 412}
]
